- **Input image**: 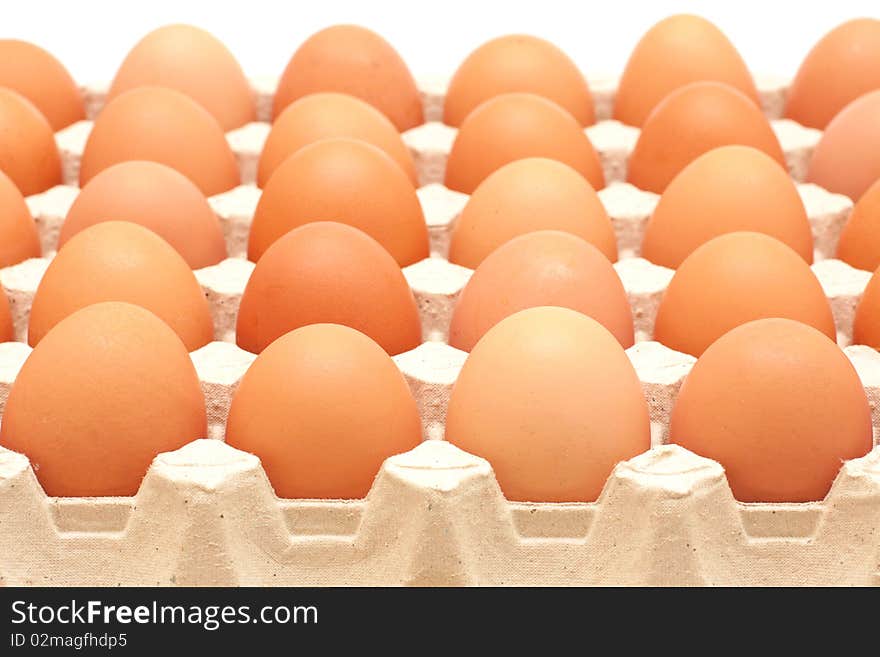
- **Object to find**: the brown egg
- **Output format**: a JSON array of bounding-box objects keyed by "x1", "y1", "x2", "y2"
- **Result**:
[
  {"x1": 0, "y1": 169, "x2": 41, "y2": 267},
  {"x1": 807, "y1": 90, "x2": 880, "y2": 201},
  {"x1": 670, "y1": 318, "x2": 872, "y2": 502},
  {"x1": 248, "y1": 138, "x2": 428, "y2": 265},
  {"x1": 273, "y1": 25, "x2": 423, "y2": 131},
  {"x1": 107, "y1": 24, "x2": 255, "y2": 131},
  {"x1": 79, "y1": 86, "x2": 239, "y2": 196},
  {"x1": 0, "y1": 288, "x2": 12, "y2": 343},
  {"x1": 258, "y1": 92, "x2": 416, "y2": 187},
  {"x1": 628, "y1": 82, "x2": 784, "y2": 193},
  {"x1": 446, "y1": 306, "x2": 650, "y2": 502},
  {"x1": 227, "y1": 323, "x2": 421, "y2": 498},
  {"x1": 444, "y1": 93, "x2": 605, "y2": 194},
  {"x1": 0, "y1": 88, "x2": 62, "y2": 196},
  {"x1": 237, "y1": 222, "x2": 421, "y2": 355},
  {"x1": 29, "y1": 221, "x2": 214, "y2": 351},
  {"x1": 852, "y1": 266, "x2": 880, "y2": 349},
  {"x1": 448, "y1": 158, "x2": 616, "y2": 268},
  {"x1": 443, "y1": 34, "x2": 595, "y2": 127},
  {"x1": 449, "y1": 231, "x2": 633, "y2": 352},
  {"x1": 0, "y1": 302, "x2": 207, "y2": 496},
  {"x1": 59, "y1": 161, "x2": 227, "y2": 269},
  {"x1": 785, "y1": 19, "x2": 880, "y2": 129},
  {"x1": 614, "y1": 15, "x2": 759, "y2": 127},
  {"x1": 837, "y1": 179, "x2": 880, "y2": 271},
  {"x1": 654, "y1": 233, "x2": 835, "y2": 357},
  {"x1": 642, "y1": 146, "x2": 813, "y2": 268},
  {"x1": 0, "y1": 40, "x2": 85, "y2": 130}
]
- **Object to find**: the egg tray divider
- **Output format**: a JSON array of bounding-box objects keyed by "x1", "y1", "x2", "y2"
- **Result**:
[
  {"x1": 1, "y1": 436, "x2": 879, "y2": 586},
  {"x1": 2, "y1": 73, "x2": 879, "y2": 586}
]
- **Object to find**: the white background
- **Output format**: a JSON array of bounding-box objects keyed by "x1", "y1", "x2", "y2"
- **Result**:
[{"x1": 4, "y1": 0, "x2": 880, "y2": 85}]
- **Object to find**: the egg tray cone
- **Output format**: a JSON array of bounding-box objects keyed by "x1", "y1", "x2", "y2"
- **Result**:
[{"x1": 1, "y1": 436, "x2": 879, "y2": 586}]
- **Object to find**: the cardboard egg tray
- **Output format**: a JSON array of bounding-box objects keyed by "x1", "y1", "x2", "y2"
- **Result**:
[{"x1": 2, "y1": 72, "x2": 880, "y2": 587}]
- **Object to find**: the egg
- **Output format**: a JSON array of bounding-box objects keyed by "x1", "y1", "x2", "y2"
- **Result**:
[
  {"x1": 0, "y1": 290, "x2": 12, "y2": 343},
  {"x1": 444, "y1": 93, "x2": 604, "y2": 194},
  {"x1": 237, "y1": 222, "x2": 421, "y2": 355},
  {"x1": 448, "y1": 158, "x2": 616, "y2": 268},
  {"x1": 670, "y1": 318, "x2": 872, "y2": 502},
  {"x1": 443, "y1": 34, "x2": 594, "y2": 127},
  {"x1": 627, "y1": 82, "x2": 785, "y2": 193},
  {"x1": 445, "y1": 306, "x2": 650, "y2": 502},
  {"x1": 614, "y1": 15, "x2": 759, "y2": 127},
  {"x1": 851, "y1": 265, "x2": 880, "y2": 349},
  {"x1": 79, "y1": 86, "x2": 239, "y2": 196},
  {"x1": 0, "y1": 169, "x2": 41, "y2": 267},
  {"x1": 449, "y1": 231, "x2": 633, "y2": 352},
  {"x1": 837, "y1": 179, "x2": 880, "y2": 271},
  {"x1": 248, "y1": 138, "x2": 428, "y2": 266},
  {"x1": 273, "y1": 25, "x2": 422, "y2": 131},
  {"x1": 641, "y1": 146, "x2": 813, "y2": 268},
  {"x1": 106, "y1": 24, "x2": 255, "y2": 132},
  {"x1": 785, "y1": 19, "x2": 880, "y2": 129},
  {"x1": 258, "y1": 93, "x2": 417, "y2": 187},
  {"x1": 806, "y1": 90, "x2": 880, "y2": 201},
  {"x1": 0, "y1": 88, "x2": 62, "y2": 196},
  {"x1": 59, "y1": 161, "x2": 227, "y2": 269},
  {"x1": 0, "y1": 302, "x2": 207, "y2": 496},
  {"x1": 226, "y1": 324, "x2": 421, "y2": 499},
  {"x1": 0, "y1": 40, "x2": 85, "y2": 130},
  {"x1": 29, "y1": 221, "x2": 213, "y2": 351},
  {"x1": 654, "y1": 232, "x2": 835, "y2": 357}
]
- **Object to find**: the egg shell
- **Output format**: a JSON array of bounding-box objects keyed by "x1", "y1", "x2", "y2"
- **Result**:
[
  {"x1": 669, "y1": 318, "x2": 872, "y2": 502},
  {"x1": 0, "y1": 302, "x2": 207, "y2": 497},
  {"x1": 107, "y1": 24, "x2": 255, "y2": 131},
  {"x1": 0, "y1": 170, "x2": 41, "y2": 268},
  {"x1": 258, "y1": 92, "x2": 417, "y2": 187},
  {"x1": 851, "y1": 264, "x2": 880, "y2": 349},
  {"x1": 449, "y1": 231, "x2": 633, "y2": 351},
  {"x1": 837, "y1": 179, "x2": 880, "y2": 272},
  {"x1": 248, "y1": 138, "x2": 429, "y2": 266},
  {"x1": 60, "y1": 161, "x2": 227, "y2": 269},
  {"x1": 641, "y1": 145, "x2": 814, "y2": 268},
  {"x1": 448, "y1": 158, "x2": 616, "y2": 268},
  {"x1": 443, "y1": 34, "x2": 594, "y2": 127},
  {"x1": 806, "y1": 90, "x2": 880, "y2": 201},
  {"x1": 0, "y1": 40, "x2": 85, "y2": 130},
  {"x1": 237, "y1": 222, "x2": 422, "y2": 355},
  {"x1": 614, "y1": 15, "x2": 759, "y2": 127},
  {"x1": 28, "y1": 221, "x2": 214, "y2": 351},
  {"x1": 79, "y1": 86, "x2": 240, "y2": 196},
  {"x1": 273, "y1": 25, "x2": 423, "y2": 131},
  {"x1": 445, "y1": 93, "x2": 604, "y2": 194},
  {"x1": 785, "y1": 19, "x2": 880, "y2": 129},
  {"x1": 627, "y1": 82, "x2": 785, "y2": 194},
  {"x1": 226, "y1": 323, "x2": 422, "y2": 499},
  {"x1": 653, "y1": 232, "x2": 835, "y2": 357},
  {"x1": 445, "y1": 306, "x2": 650, "y2": 502},
  {"x1": 0, "y1": 287, "x2": 12, "y2": 343},
  {"x1": 0, "y1": 88, "x2": 63, "y2": 196}
]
